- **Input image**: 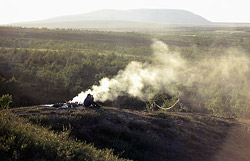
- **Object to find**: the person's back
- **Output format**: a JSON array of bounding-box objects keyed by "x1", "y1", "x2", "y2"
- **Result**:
[
  {"x1": 84, "y1": 94, "x2": 93, "y2": 107},
  {"x1": 84, "y1": 94, "x2": 101, "y2": 108}
]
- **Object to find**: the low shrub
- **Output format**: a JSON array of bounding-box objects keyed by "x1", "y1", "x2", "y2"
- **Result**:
[
  {"x1": 0, "y1": 94, "x2": 12, "y2": 109},
  {"x1": 0, "y1": 111, "x2": 128, "y2": 161}
]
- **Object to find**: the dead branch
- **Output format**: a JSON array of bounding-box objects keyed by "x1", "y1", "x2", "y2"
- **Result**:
[{"x1": 155, "y1": 98, "x2": 180, "y2": 110}]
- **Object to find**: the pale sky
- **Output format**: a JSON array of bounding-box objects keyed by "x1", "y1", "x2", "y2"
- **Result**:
[{"x1": 0, "y1": 0, "x2": 249, "y2": 24}]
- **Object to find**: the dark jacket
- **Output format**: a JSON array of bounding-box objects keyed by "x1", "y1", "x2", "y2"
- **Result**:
[{"x1": 84, "y1": 96, "x2": 93, "y2": 107}]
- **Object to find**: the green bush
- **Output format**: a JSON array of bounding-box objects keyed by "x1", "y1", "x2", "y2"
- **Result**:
[
  {"x1": 0, "y1": 94, "x2": 12, "y2": 109},
  {"x1": 0, "y1": 111, "x2": 128, "y2": 161}
]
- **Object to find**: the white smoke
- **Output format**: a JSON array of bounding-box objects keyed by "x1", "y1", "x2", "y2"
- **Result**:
[
  {"x1": 71, "y1": 39, "x2": 250, "y2": 110},
  {"x1": 71, "y1": 39, "x2": 185, "y2": 103}
]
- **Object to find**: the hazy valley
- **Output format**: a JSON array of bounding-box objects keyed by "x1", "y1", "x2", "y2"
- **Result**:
[{"x1": 1, "y1": 9, "x2": 250, "y2": 160}]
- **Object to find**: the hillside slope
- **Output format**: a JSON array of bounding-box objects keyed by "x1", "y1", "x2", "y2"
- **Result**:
[
  {"x1": 41, "y1": 9, "x2": 211, "y2": 24},
  {"x1": 9, "y1": 9, "x2": 212, "y2": 30},
  {"x1": 3, "y1": 106, "x2": 250, "y2": 161}
]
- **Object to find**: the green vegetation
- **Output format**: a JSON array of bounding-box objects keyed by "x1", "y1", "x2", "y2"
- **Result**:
[
  {"x1": 1, "y1": 25, "x2": 250, "y2": 160},
  {"x1": 1, "y1": 26, "x2": 250, "y2": 118},
  {"x1": 0, "y1": 27, "x2": 150, "y2": 106},
  {"x1": 0, "y1": 94, "x2": 12, "y2": 109},
  {"x1": 1, "y1": 106, "x2": 249, "y2": 161},
  {"x1": 0, "y1": 109, "x2": 128, "y2": 161}
]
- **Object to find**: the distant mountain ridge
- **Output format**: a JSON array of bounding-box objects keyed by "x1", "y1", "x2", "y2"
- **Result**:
[
  {"x1": 9, "y1": 9, "x2": 212, "y2": 30},
  {"x1": 41, "y1": 9, "x2": 211, "y2": 24}
]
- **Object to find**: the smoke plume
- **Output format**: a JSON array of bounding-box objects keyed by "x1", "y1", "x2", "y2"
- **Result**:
[
  {"x1": 72, "y1": 39, "x2": 186, "y2": 103},
  {"x1": 72, "y1": 39, "x2": 250, "y2": 116}
]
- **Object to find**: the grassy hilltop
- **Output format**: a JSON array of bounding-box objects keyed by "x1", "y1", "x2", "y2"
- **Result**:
[{"x1": 1, "y1": 106, "x2": 250, "y2": 161}]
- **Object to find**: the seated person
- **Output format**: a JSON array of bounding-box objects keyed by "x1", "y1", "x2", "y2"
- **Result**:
[{"x1": 84, "y1": 94, "x2": 100, "y2": 108}]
